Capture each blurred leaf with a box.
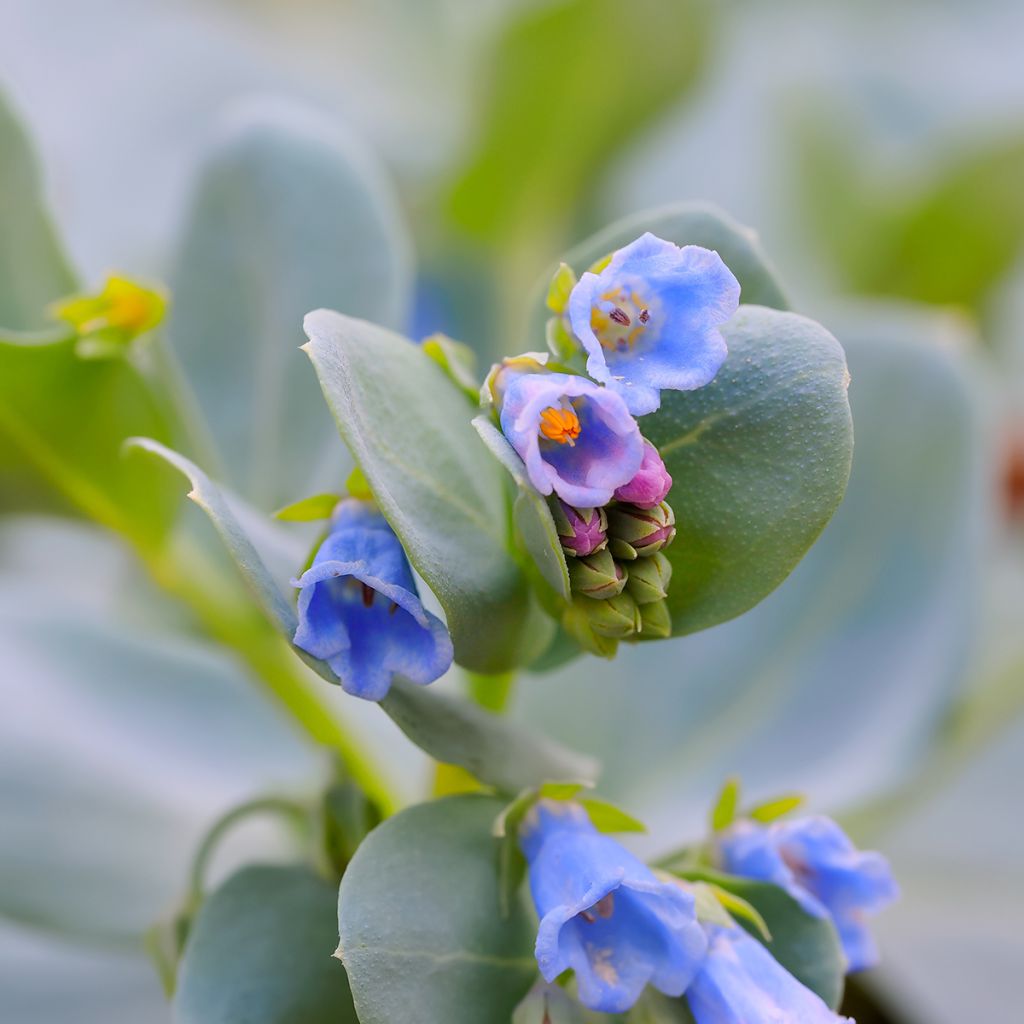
[795,112,1024,312]
[423,333,480,401]
[448,0,712,247]
[645,305,853,636]
[748,793,805,824]
[515,306,986,852]
[0,519,318,943]
[174,865,356,1024]
[710,777,740,832]
[680,871,845,1008]
[380,679,598,795]
[169,99,412,509]
[579,797,646,834]
[473,414,571,602]
[0,90,76,329]
[627,989,695,1023]
[303,309,541,672]
[0,329,179,543]
[272,493,340,522]
[337,795,536,1024]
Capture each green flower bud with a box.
[580,591,641,639]
[607,501,676,559]
[623,551,672,604]
[568,548,627,599]
[562,600,620,659]
[639,598,672,638]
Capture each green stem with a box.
[465,670,518,714]
[186,796,310,904]
[143,542,401,816]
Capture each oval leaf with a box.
[170,98,412,510]
[303,308,536,672]
[174,865,356,1024]
[337,795,537,1024]
[644,305,853,635]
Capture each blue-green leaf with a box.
[303,309,540,672]
[337,796,537,1024]
[174,865,356,1024]
[169,98,412,510]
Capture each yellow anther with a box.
[539,406,581,446]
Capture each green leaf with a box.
[0,329,179,543]
[691,872,845,1009]
[579,797,646,834]
[169,99,412,510]
[380,679,598,795]
[627,989,696,1023]
[644,305,853,635]
[690,881,736,930]
[0,89,77,329]
[710,776,741,832]
[303,308,539,671]
[337,795,537,1024]
[473,414,571,602]
[423,333,481,401]
[174,865,356,1024]
[273,492,341,522]
[447,0,711,247]
[701,884,772,943]
[748,793,805,824]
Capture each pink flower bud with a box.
[613,440,672,509]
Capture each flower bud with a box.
[613,440,672,509]
[625,551,672,604]
[561,600,620,659]
[607,502,676,559]
[585,590,641,638]
[638,598,671,639]
[568,548,626,600]
[552,500,607,557]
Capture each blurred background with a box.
[1,0,1021,1021]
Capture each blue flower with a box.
[520,800,707,1014]
[687,925,851,1024]
[291,499,453,701]
[499,371,644,508]
[718,817,898,972]
[567,232,741,415]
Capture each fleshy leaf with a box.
[273,493,341,522]
[174,865,357,1024]
[337,796,537,1024]
[303,308,541,671]
[644,306,853,635]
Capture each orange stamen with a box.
[538,405,581,446]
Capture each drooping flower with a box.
[567,233,741,415]
[520,800,707,1014]
[718,817,898,972]
[614,439,673,508]
[499,371,644,508]
[686,925,851,1024]
[291,499,453,701]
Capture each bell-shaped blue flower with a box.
[687,925,851,1024]
[520,800,707,1014]
[499,371,644,508]
[718,817,898,972]
[291,499,453,701]
[567,232,741,415]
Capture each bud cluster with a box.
[553,440,676,656]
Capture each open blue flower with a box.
[687,925,851,1024]
[499,371,644,508]
[567,232,740,415]
[292,499,453,701]
[719,817,898,972]
[520,800,707,1014]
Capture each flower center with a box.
[539,405,581,446]
[591,286,651,352]
[579,892,616,924]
